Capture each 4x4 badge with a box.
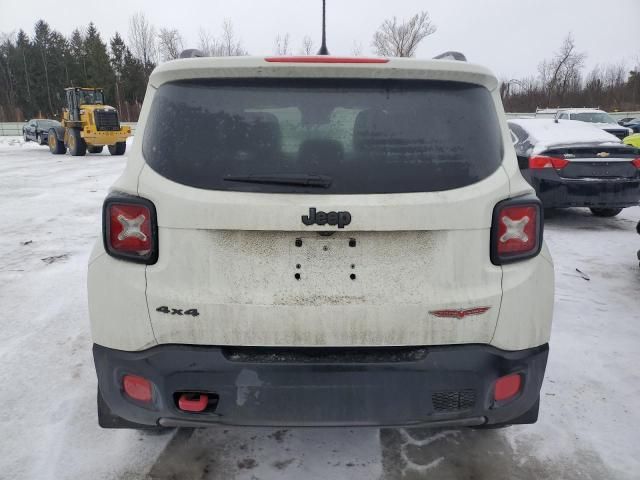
[302,208,351,228]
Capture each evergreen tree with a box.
[84,22,115,102]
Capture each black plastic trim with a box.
[93,342,549,428]
[102,192,159,265]
[490,194,544,265]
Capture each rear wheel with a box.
[108,142,126,156]
[590,207,622,217]
[37,134,47,146]
[87,145,104,154]
[68,128,87,156]
[48,129,66,155]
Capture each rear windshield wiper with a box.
[224,173,332,188]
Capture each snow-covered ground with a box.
[1,136,639,479]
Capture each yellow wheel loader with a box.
[48,87,132,156]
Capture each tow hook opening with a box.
[175,392,219,413]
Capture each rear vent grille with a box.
[94,110,120,131]
[432,390,476,412]
[222,346,428,363]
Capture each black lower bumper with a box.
[533,176,640,208]
[93,343,549,428]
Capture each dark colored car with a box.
[618,117,638,126]
[623,119,640,133]
[22,119,61,145]
[509,118,640,217]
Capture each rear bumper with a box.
[532,176,640,208]
[94,342,549,428]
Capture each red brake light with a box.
[264,56,389,63]
[632,158,640,168]
[494,374,522,402]
[491,199,543,265]
[529,155,569,169]
[123,374,153,403]
[103,196,158,264]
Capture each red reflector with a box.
[178,393,209,412]
[632,158,640,168]
[123,375,152,403]
[494,374,522,402]
[496,205,538,255]
[264,56,389,64]
[529,155,569,169]
[108,203,152,255]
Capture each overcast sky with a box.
[1,0,638,79]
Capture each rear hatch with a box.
[138,74,509,347]
[545,145,639,179]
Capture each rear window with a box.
[143,79,502,194]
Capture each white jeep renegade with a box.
[88,54,554,429]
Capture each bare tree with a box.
[220,19,246,56]
[274,33,290,55]
[299,35,314,55]
[157,28,183,62]
[351,41,363,56]
[538,33,586,105]
[129,12,157,69]
[198,28,220,56]
[198,20,247,57]
[372,11,436,57]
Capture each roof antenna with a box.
[317,0,330,55]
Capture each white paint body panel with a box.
[87,56,554,351]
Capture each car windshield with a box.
[143,78,503,194]
[571,112,617,124]
[38,120,60,127]
[79,90,104,105]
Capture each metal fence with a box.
[0,122,137,136]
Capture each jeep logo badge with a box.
[302,208,351,228]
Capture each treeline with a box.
[501,34,640,112]
[1,17,638,122]
[0,14,250,122]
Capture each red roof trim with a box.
[264,56,389,64]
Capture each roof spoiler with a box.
[179,49,205,59]
[433,51,466,61]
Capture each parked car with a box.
[618,117,639,127]
[622,118,640,133]
[22,118,61,145]
[89,54,554,431]
[554,108,631,140]
[508,118,640,217]
[624,133,640,148]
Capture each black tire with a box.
[108,142,126,156]
[23,131,29,142]
[37,133,47,146]
[87,145,104,154]
[48,129,66,155]
[68,128,86,156]
[543,208,556,219]
[590,207,623,218]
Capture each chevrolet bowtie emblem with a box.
[596,152,610,158]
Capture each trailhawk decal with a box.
[302,208,351,228]
[429,307,491,319]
